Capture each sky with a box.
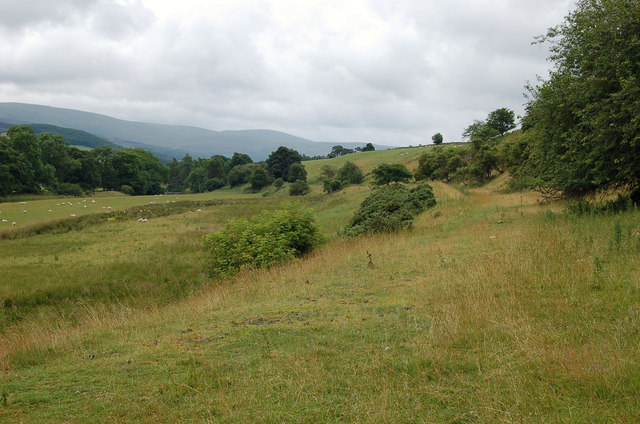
[0,0,576,146]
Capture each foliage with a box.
[274,178,284,189]
[361,142,376,152]
[185,167,208,193]
[344,183,436,237]
[227,163,260,187]
[323,179,345,193]
[317,165,338,182]
[414,146,469,182]
[249,167,274,191]
[289,180,310,196]
[205,178,226,191]
[336,161,364,184]
[432,133,443,145]
[486,108,516,136]
[266,146,302,181]
[371,163,412,186]
[57,182,83,197]
[120,184,134,195]
[227,152,253,170]
[287,162,307,182]
[203,202,321,277]
[328,145,354,158]
[521,0,640,199]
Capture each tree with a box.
[328,145,355,158]
[522,0,640,199]
[266,146,302,180]
[227,152,253,170]
[432,133,443,145]
[205,156,227,179]
[227,163,259,187]
[336,161,364,184]
[371,163,413,186]
[361,143,375,152]
[318,165,338,182]
[287,162,307,182]
[486,108,516,136]
[186,167,207,193]
[249,167,273,191]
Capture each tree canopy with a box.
[521,0,640,198]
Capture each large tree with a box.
[266,146,302,181]
[522,0,640,199]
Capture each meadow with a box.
[1,147,639,423]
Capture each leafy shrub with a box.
[274,178,284,189]
[344,183,436,237]
[289,180,310,196]
[120,185,135,195]
[205,178,226,191]
[323,179,344,193]
[57,183,83,197]
[203,202,321,277]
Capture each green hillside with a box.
[1,148,638,422]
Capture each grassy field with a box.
[1,149,640,423]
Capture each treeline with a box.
[0,125,318,197]
[0,126,167,197]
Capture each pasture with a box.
[1,148,639,423]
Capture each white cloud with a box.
[0,0,576,145]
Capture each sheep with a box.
[70,214,76,217]
[1,219,7,222]
[12,222,16,226]
[23,209,27,214]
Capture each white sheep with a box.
[23,209,27,214]
[70,214,76,217]
[12,222,16,226]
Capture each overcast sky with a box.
[0,0,575,146]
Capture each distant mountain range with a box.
[0,102,388,161]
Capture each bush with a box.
[344,183,436,237]
[274,178,284,189]
[337,161,364,184]
[289,180,310,196]
[120,185,134,195]
[206,178,226,191]
[57,183,83,197]
[323,179,344,193]
[203,202,321,277]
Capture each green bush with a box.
[323,179,344,193]
[57,183,83,197]
[344,183,436,237]
[203,202,321,277]
[289,180,310,196]
[120,185,135,195]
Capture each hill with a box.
[0,102,389,160]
